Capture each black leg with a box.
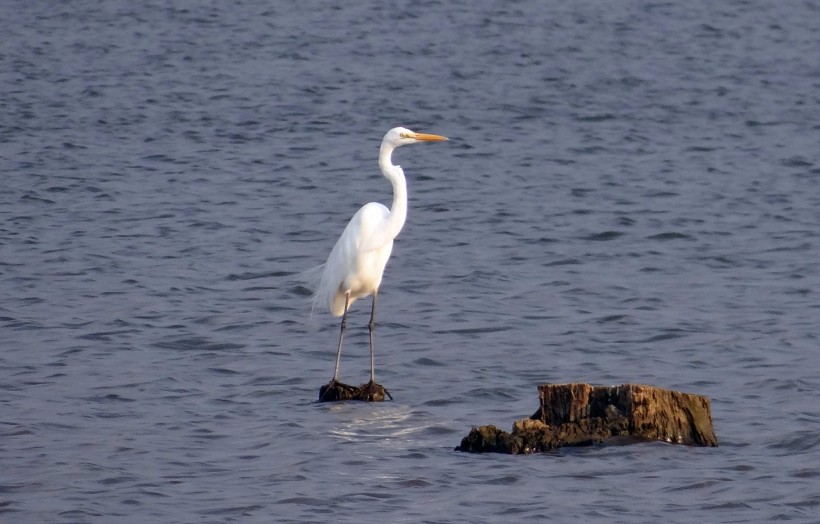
[332,292,350,381]
[368,290,377,383]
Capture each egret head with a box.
[384,127,448,148]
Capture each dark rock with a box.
[319,380,392,402]
[455,425,511,453]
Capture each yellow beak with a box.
[412,132,448,142]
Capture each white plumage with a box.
[310,127,448,385]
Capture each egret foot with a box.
[319,380,358,402]
[357,380,393,402]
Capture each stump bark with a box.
[456,383,717,454]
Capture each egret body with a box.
[312,127,448,391]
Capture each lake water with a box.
[2,1,820,522]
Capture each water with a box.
[2,0,819,522]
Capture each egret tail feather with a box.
[296,263,327,317]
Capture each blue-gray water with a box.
[2,1,820,522]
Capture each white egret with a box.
[311,127,448,396]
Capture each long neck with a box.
[376,141,407,241]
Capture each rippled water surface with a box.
[3,1,820,522]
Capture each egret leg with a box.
[368,291,378,383]
[332,292,350,381]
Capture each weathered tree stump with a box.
[319,380,392,402]
[456,383,717,454]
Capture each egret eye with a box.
[400,132,411,139]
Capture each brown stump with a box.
[319,380,392,402]
[456,383,717,454]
